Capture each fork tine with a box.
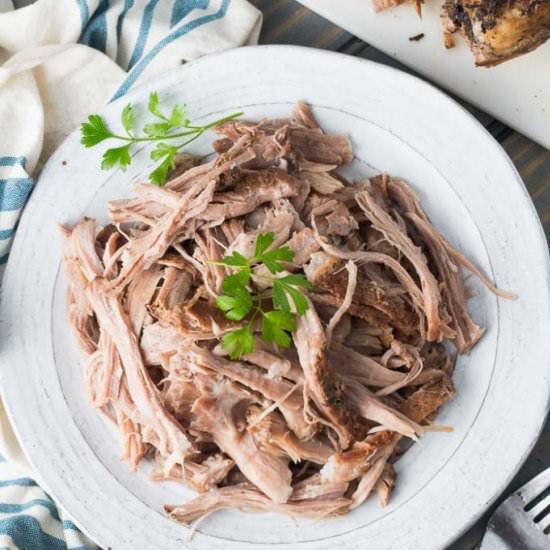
[526,493,550,520]
[536,512,550,534]
[517,467,550,504]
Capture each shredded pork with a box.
[62,102,509,529]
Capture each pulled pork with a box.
[62,102,509,529]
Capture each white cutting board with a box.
[296,0,550,149]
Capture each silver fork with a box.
[480,467,550,549]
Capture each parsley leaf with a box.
[148,143,179,186]
[254,232,275,257]
[273,281,308,314]
[213,233,314,357]
[216,268,253,321]
[272,274,313,314]
[223,270,251,290]
[149,157,173,186]
[271,282,290,312]
[121,104,135,136]
[143,122,172,138]
[219,251,249,268]
[257,246,295,274]
[150,142,178,162]
[216,288,253,321]
[101,145,131,171]
[80,90,243,186]
[148,91,163,119]
[222,326,254,360]
[80,115,113,147]
[262,310,296,348]
[277,273,313,289]
[169,104,189,128]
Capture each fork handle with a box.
[480,516,548,550]
[479,529,515,550]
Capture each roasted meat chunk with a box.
[442,0,550,66]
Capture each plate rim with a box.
[2,44,550,550]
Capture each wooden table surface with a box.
[250,1,550,548]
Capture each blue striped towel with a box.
[0,453,98,549]
[0,1,261,547]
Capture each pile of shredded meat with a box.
[62,102,510,528]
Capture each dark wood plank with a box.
[250,0,353,50]
[501,133,550,238]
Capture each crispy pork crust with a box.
[442,0,550,66]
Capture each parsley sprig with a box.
[80,91,242,186]
[213,232,313,359]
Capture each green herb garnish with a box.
[213,232,313,359]
[80,91,242,186]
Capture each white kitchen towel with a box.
[0,0,261,268]
[0,1,261,548]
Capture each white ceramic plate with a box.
[1,45,550,550]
